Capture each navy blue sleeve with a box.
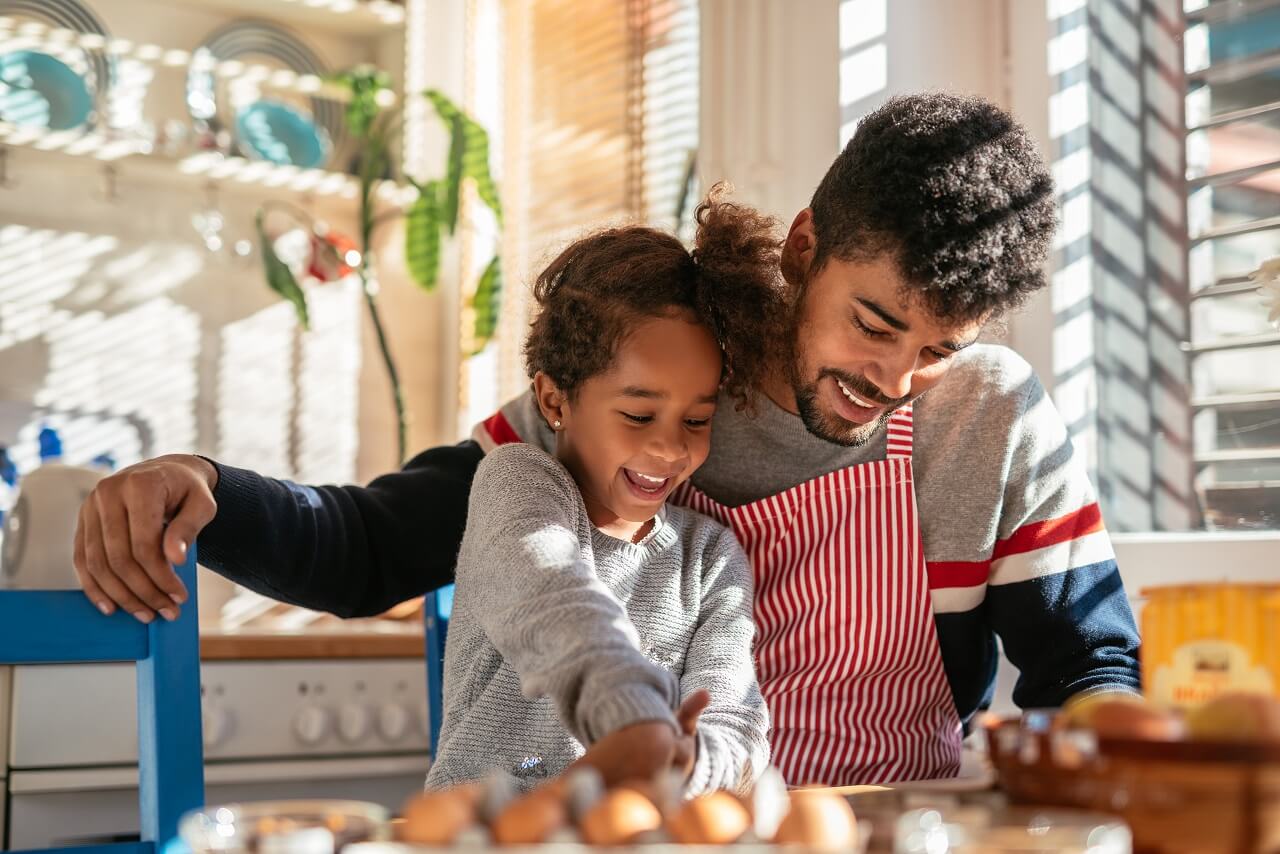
[987,560,1142,709]
[197,441,484,618]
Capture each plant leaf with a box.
[422,91,463,232]
[405,179,442,291]
[470,253,502,352]
[460,117,501,223]
[328,66,391,140]
[424,89,502,228]
[255,210,309,330]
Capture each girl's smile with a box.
[534,311,723,543]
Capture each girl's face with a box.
[535,311,722,540]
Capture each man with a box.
[74,93,1140,786]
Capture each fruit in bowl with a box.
[1059,693,1186,741]
[1186,691,1280,744]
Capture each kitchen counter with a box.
[199,621,425,660]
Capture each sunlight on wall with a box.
[295,277,360,485]
[837,0,888,145]
[36,297,201,456]
[217,298,296,477]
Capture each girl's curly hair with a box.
[524,183,785,410]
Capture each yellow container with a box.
[1142,583,1280,709]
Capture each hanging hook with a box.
[98,162,119,203]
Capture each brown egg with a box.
[1188,691,1280,744]
[772,790,858,851]
[491,786,567,845]
[400,785,480,845]
[1089,699,1186,741]
[579,788,663,846]
[666,791,751,845]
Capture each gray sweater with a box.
[425,442,769,794]
[485,345,1139,726]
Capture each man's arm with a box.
[75,441,483,621]
[200,441,483,617]
[680,525,771,795]
[985,385,1141,708]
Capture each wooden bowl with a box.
[986,717,1280,853]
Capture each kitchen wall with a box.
[0,0,465,500]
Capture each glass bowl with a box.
[179,800,390,854]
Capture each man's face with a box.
[780,226,985,447]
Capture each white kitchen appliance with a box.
[3,659,430,850]
[0,463,102,590]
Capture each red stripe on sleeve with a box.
[991,503,1105,560]
[481,411,523,446]
[926,560,991,589]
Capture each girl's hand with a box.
[673,689,710,778]
[570,689,712,786]
[571,720,677,786]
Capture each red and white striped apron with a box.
[673,405,963,786]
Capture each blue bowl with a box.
[234,99,330,169]
[0,50,93,131]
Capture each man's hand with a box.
[73,454,219,623]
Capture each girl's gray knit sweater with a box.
[425,442,769,794]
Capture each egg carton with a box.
[390,768,871,853]
[349,836,871,854]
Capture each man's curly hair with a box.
[524,184,785,410]
[809,92,1057,322]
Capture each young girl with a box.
[426,186,785,795]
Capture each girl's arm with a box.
[457,442,681,744]
[679,523,771,794]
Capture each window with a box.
[1040,0,1280,532]
[459,0,700,433]
[1184,0,1280,530]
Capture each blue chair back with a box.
[0,549,203,854]
[422,584,451,755]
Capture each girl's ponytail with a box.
[691,183,787,411]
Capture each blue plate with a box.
[0,50,93,130]
[234,99,330,169]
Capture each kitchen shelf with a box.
[0,122,420,208]
[1185,0,1280,26]
[1182,330,1280,354]
[170,0,405,36]
[1191,275,1259,300]
[1192,391,1280,409]
[1194,447,1280,465]
[0,16,399,107]
[1189,212,1280,244]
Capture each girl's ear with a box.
[532,371,568,430]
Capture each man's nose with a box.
[867,357,915,401]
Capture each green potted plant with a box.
[255,66,502,465]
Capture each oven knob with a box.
[293,706,331,745]
[338,703,371,742]
[202,706,235,749]
[377,703,410,741]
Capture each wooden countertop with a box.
[199,623,425,660]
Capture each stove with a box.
[3,658,431,850]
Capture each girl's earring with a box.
[553,420,562,430]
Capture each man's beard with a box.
[791,367,903,447]
[784,324,909,447]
